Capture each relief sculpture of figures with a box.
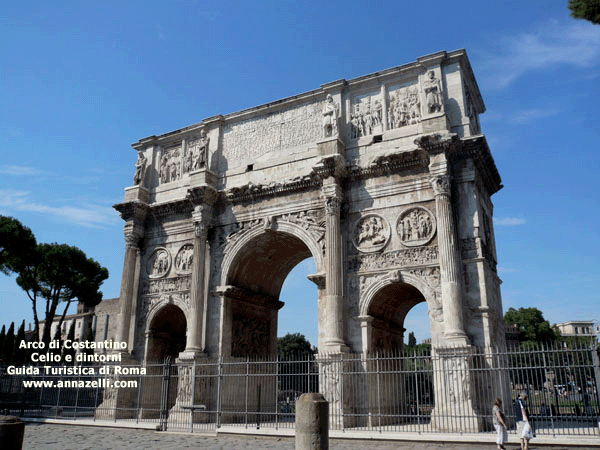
[133,151,147,186]
[353,214,390,253]
[160,147,182,184]
[174,244,194,273]
[193,129,209,170]
[350,95,383,139]
[397,207,436,247]
[322,94,339,138]
[423,70,443,114]
[147,248,171,278]
[387,86,420,131]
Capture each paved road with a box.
[21,423,594,449]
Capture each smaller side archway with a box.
[357,270,442,354]
[145,303,187,362]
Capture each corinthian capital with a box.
[324,196,342,215]
[430,175,451,196]
[322,183,343,215]
[123,223,144,248]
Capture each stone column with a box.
[115,220,145,353]
[321,182,348,353]
[430,175,468,345]
[181,207,210,358]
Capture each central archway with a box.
[219,224,324,357]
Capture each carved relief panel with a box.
[174,244,194,274]
[397,207,436,247]
[350,90,384,139]
[184,131,209,173]
[352,214,390,253]
[387,81,421,130]
[159,144,182,184]
[147,247,171,279]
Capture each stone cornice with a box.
[113,201,150,223]
[452,135,503,196]
[215,285,284,310]
[348,148,429,180]
[150,199,194,219]
[187,185,218,207]
[224,173,321,204]
[414,132,459,154]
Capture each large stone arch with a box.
[113,52,507,431]
[219,218,325,286]
[217,220,324,356]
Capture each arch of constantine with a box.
[111,49,506,431]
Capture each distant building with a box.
[504,323,520,349]
[556,321,596,339]
[34,298,120,349]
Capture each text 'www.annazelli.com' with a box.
[22,379,138,389]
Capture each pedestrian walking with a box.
[493,397,508,450]
[515,392,532,450]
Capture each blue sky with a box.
[1,1,599,347]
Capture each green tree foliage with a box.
[16,243,108,347]
[0,216,37,275]
[407,331,417,348]
[277,333,316,358]
[2,322,15,364]
[12,320,26,366]
[504,307,558,345]
[1,217,109,347]
[569,0,600,25]
[277,333,318,394]
[0,325,5,358]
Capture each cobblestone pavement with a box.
[21,423,593,450]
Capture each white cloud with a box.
[498,266,518,274]
[480,20,600,89]
[511,108,560,123]
[0,189,119,229]
[494,217,526,226]
[0,165,49,176]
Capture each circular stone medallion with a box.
[147,247,171,279]
[174,244,194,274]
[396,207,436,247]
[352,214,390,253]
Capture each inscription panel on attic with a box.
[221,100,323,163]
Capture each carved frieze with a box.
[387,82,421,130]
[225,173,319,203]
[232,316,270,357]
[221,100,322,162]
[174,244,194,274]
[159,145,182,184]
[147,248,171,279]
[140,275,191,295]
[352,214,390,253]
[397,207,436,247]
[348,245,439,272]
[350,91,384,139]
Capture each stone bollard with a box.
[295,393,329,450]
[0,416,25,450]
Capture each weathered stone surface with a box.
[112,50,505,431]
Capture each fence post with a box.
[295,393,329,450]
[591,344,600,426]
[216,356,223,428]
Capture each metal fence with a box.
[1,344,599,436]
